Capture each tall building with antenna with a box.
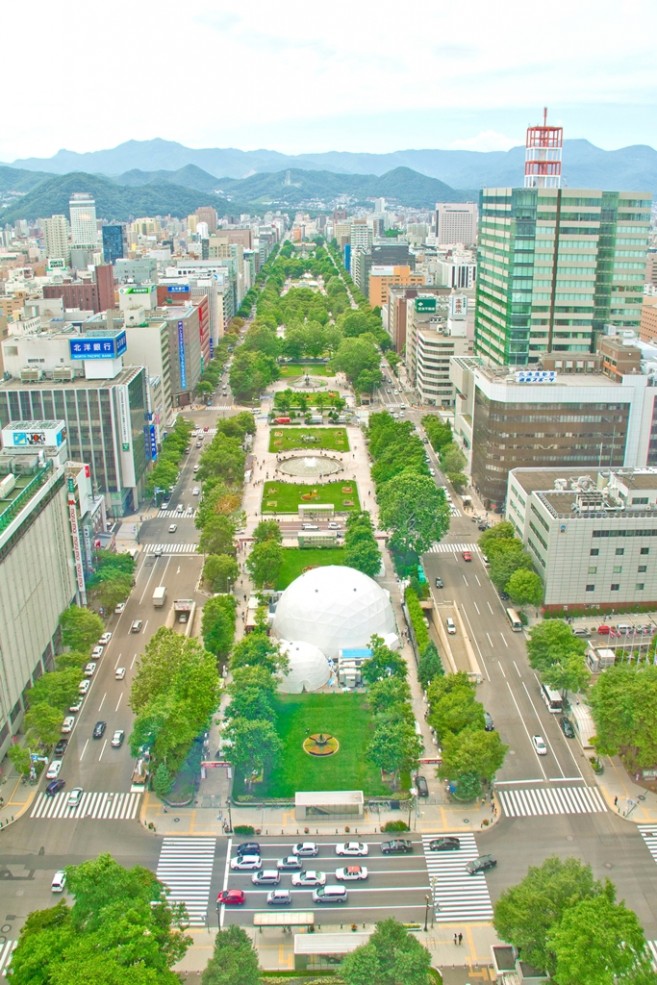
[474,112,651,366]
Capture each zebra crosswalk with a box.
[639,825,657,864]
[144,543,199,555]
[30,790,141,821]
[498,784,607,818]
[422,833,493,923]
[158,509,198,519]
[425,542,479,555]
[0,940,16,980]
[156,836,216,926]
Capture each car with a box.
[111,729,125,748]
[428,837,461,852]
[236,841,261,856]
[83,662,97,678]
[51,870,67,893]
[92,721,106,739]
[69,697,83,713]
[98,632,112,646]
[335,842,368,857]
[466,854,497,875]
[154,548,163,557]
[168,524,177,533]
[216,889,245,906]
[115,667,126,680]
[277,856,303,871]
[499,590,510,601]
[328,521,340,530]
[78,680,90,695]
[435,577,444,588]
[483,711,495,732]
[193,465,200,474]
[266,889,292,906]
[291,870,327,887]
[193,486,200,496]
[414,774,429,798]
[532,734,548,756]
[46,779,65,797]
[61,716,75,733]
[251,870,280,886]
[203,426,209,432]
[130,620,143,633]
[230,854,261,871]
[573,627,591,638]
[381,839,413,855]
[335,865,368,881]
[462,550,473,561]
[597,624,612,635]
[91,646,104,660]
[67,787,83,808]
[560,717,576,738]
[481,553,489,565]
[114,602,126,614]
[53,739,68,758]
[292,842,319,857]
[46,760,63,780]
[478,523,489,531]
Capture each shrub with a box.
[233,824,255,835]
[382,819,410,832]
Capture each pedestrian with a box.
[458,933,463,946]
[614,795,619,807]
[454,933,458,946]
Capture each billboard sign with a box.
[178,320,187,389]
[515,371,557,384]
[69,331,127,360]
[415,297,437,313]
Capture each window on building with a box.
[612,566,623,574]
[640,547,650,555]
[590,548,599,556]
[610,584,620,592]
[636,583,645,591]
[615,548,625,556]
[588,566,598,574]
[638,565,648,573]
[586,584,595,592]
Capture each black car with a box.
[53,739,68,758]
[560,716,576,738]
[92,721,106,739]
[45,779,65,797]
[237,842,261,856]
[435,577,444,589]
[381,839,413,854]
[466,854,497,875]
[484,711,495,732]
[414,775,429,798]
[428,837,461,852]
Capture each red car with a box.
[462,550,473,562]
[597,625,611,635]
[216,889,245,906]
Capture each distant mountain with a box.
[0,164,50,196]
[117,164,222,193]
[7,137,657,193]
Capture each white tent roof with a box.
[278,640,331,693]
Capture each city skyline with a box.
[3,0,657,164]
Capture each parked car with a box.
[111,729,125,748]
[573,627,591,638]
[67,787,83,808]
[69,698,83,713]
[78,680,90,695]
[216,889,245,906]
[98,633,112,646]
[292,842,319,857]
[277,856,303,871]
[484,711,495,732]
[92,721,106,739]
[114,602,126,614]
[45,779,65,797]
[466,854,497,875]
[560,717,576,739]
[597,624,612,635]
[335,842,368,857]
[335,865,368,880]
[291,870,326,887]
[230,855,261,871]
[532,734,548,755]
[414,775,429,797]
[51,870,67,892]
[428,837,461,852]
[53,739,68,758]
[46,760,63,780]
[61,716,75,733]
[381,839,413,854]
[91,646,104,660]
[83,662,97,678]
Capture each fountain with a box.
[278,454,342,478]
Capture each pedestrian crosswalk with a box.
[158,509,198,519]
[30,790,141,820]
[0,940,16,980]
[156,837,216,926]
[144,543,200,555]
[639,825,657,864]
[422,833,493,923]
[647,939,657,970]
[425,542,479,555]
[497,784,607,818]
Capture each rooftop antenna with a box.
[524,107,563,188]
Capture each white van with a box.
[302,523,319,530]
[446,617,456,635]
[313,885,348,904]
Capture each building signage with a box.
[8,426,63,447]
[117,386,131,452]
[449,295,467,318]
[121,286,151,295]
[209,336,214,358]
[415,297,437,313]
[178,320,187,390]
[149,423,158,460]
[69,331,127,360]
[167,284,189,294]
[69,503,86,596]
[515,371,557,384]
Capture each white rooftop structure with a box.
[278,640,331,693]
[272,565,396,659]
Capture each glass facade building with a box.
[102,224,125,265]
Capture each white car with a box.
[168,524,178,533]
[69,697,83,713]
[335,865,368,881]
[111,729,125,748]
[115,667,126,680]
[83,662,97,678]
[51,870,67,893]
[67,787,83,808]
[78,679,90,695]
[46,760,63,780]
[99,633,112,646]
[91,646,104,660]
[532,734,548,756]
[61,716,75,733]
[230,854,262,871]
[291,870,326,887]
[292,842,319,857]
[114,602,126,614]
[335,842,369,857]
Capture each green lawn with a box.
[262,480,361,514]
[279,363,332,378]
[269,427,349,453]
[254,693,389,798]
[277,547,347,589]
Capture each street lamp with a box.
[423,894,430,932]
[225,797,233,833]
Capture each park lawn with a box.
[277,547,347,589]
[262,480,361,514]
[279,363,332,377]
[268,427,349,453]
[264,692,389,798]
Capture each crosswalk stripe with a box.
[498,785,607,818]
[638,826,657,865]
[156,837,216,926]
[30,790,141,820]
[0,940,16,980]
[143,543,199,555]
[425,542,479,554]
[421,833,493,922]
[157,509,199,518]
[647,940,657,970]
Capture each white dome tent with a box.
[272,565,397,659]
[278,640,331,693]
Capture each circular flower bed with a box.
[303,733,340,758]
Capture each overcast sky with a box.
[4,0,657,163]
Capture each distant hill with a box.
[117,163,221,193]
[7,137,657,193]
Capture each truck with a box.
[152,585,167,607]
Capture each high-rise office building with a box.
[102,224,125,265]
[434,203,478,245]
[43,215,70,261]
[69,193,98,246]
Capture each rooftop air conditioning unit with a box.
[20,368,42,382]
[53,367,74,381]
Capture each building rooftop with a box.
[0,365,143,391]
[510,467,657,519]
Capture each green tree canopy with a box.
[199,515,237,557]
[59,606,104,653]
[201,925,262,985]
[526,620,587,675]
[246,540,283,589]
[378,473,450,556]
[507,568,544,607]
[252,519,282,545]
[589,664,657,769]
[230,632,287,676]
[438,728,508,786]
[202,554,239,593]
[224,718,282,779]
[361,636,408,685]
[341,919,431,985]
[202,595,237,662]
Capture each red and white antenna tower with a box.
[524,107,563,188]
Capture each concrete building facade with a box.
[434,203,478,245]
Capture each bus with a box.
[540,682,564,714]
[506,607,523,632]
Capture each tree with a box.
[541,653,590,697]
[368,720,422,777]
[59,606,104,653]
[29,668,81,713]
[341,919,431,985]
[331,335,380,386]
[24,703,64,749]
[488,541,535,593]
[7,745,31,777]
[153,763,174,797]
[224,684,276,725]
[526,620,587,675]
[202,553,239,593]
[344,537,382,577]
[493,856,603,974]
[224,718,282,778]
[418,643,444,688]
[479,521,516,549]
[547,892,655,985]
[367,676,411,714]
[202,595,237,662]
[252,519,282,545]
[361,636,407,684]
[199,515,237,557]
[246,540,283,589]
[507,568,543,607]
[439,442,466,475]
[438,729,508,789]
[589,664,657,769]
[202,925,261,985]
[230,632,287,675]
[378,474,450,556]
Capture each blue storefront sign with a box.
[178,321,187,389]
[69,331,127,360]
[168,284,189,294]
